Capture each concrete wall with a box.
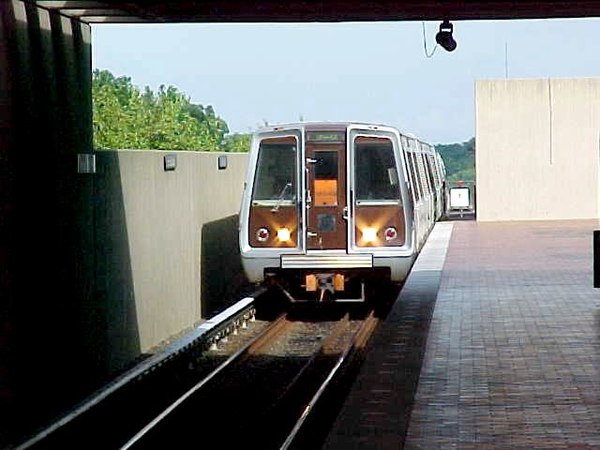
[94,150,249,365]
[475,78,600,221]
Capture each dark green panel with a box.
[0,2,96,446]
[1,2,41,445]
[0,3,18,448]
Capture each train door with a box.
[415,143,433,230]
[400,136,420,244]
[429,149,444,219]
[304,130,347,250]
[424,148,441,220]
[408,139,427,248]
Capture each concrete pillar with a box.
[0,2,95,444]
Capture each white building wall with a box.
[475,78,600,221]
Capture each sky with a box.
[91,18,600,144]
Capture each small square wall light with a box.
[164,154,177,171]
[218,155,228,170]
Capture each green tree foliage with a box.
[92,69,231,151]
[223,133,252,152]
[183,103,230,150]
[435,137,475,182]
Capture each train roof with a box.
[255,121,383,131]
[253,121,431,144]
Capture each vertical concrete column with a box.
[0,2,95,445]
[0,3,17,446]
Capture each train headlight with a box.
[277,227,291,242]
[361,227,377,243]
[384,227,398,241]
[256,227,270,242]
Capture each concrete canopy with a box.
[25,0,600,23]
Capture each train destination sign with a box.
[306,131,345,143]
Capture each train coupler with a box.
[305,273,346,301]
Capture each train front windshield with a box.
[252,141,297,203]
[355,141,401,202]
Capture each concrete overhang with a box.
[24,0,600,23]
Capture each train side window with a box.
[409,149,423,201]
[407,140,422,201]
[425,153,436,191]
[430,152,441,188]
[428,146,440,189]
[355,139,401,202]
[433,154,442,188]
[415,147,430,196]
[252,140,297,203]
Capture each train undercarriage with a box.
[264,267,392,302]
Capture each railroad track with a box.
[14,290,275,450]
[121,305,380,449]
[15,287,393,450]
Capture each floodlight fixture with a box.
[435,20,457,52]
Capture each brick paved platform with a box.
[324,220,600,449]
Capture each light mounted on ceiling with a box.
[435,20,457,52]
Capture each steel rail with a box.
[280,310,378,449]
[16,289,265,450]
[120,313,290,449]
[262,312,352,414]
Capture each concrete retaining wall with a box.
[94,150,249,363]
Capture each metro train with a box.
[239,122,446,302]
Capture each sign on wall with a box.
[449,187,471,209]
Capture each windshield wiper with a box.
[271,182,292,212]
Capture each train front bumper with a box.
[241,251,415,284]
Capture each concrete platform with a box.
[324,220,600,449]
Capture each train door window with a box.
[355,137,401,202]
[252,138,297,204]
[314,151,338,206]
